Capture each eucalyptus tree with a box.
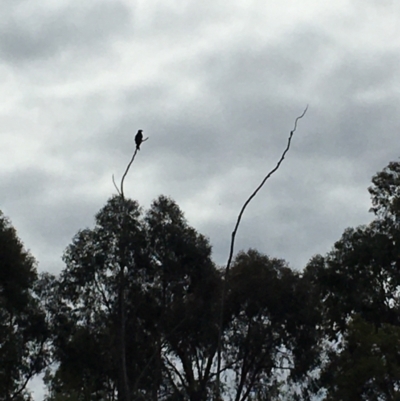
[44,195,221,401]
[304,161,400,400]
[0,211,49,401]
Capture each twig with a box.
[112,174,121,196]
[215,105,308,398]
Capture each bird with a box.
[135,130,143,150]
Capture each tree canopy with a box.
[0,211,49,401]
[39,195,319,401]
[304,160,400,400]
[4,160,400,400]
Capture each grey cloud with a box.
[1,167,50,206]
[0,165,114,274]
[2,0,399,276]
[0,1,131,64]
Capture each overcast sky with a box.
[1,0,400,398]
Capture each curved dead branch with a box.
[215,105,308,398]
[120,149,138,199]
[226,106,308,274]
[112,136,149,198]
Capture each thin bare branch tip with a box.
[292,105,309,133]
[112,174,121,195]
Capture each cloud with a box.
[1,0,399,279]
[0,1,132,64]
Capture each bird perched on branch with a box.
[135,130,143,150]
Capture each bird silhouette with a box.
[135,130,143,150]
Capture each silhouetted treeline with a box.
[3,161,400,401]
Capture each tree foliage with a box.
[0,211,49,401]
[43,195,222,401]
[9,156,400,401]
[304,160,400,400]
[224,250,321,401]
[41,195,319,401]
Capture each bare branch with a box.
[112,174,121,196]
[10,338,47,401]
[163,365,184,398]
[112,135,149,198]
[226,105,308,275]
[215,106,308,398]
[164,356,187,389]
[120,148,138,199]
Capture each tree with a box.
[45,192,324,401]
[0,211,49,401]
[223,249,321,401]
[44,195,152,401]
[304,160,400,400]
[322,316,400,401]
[44,195,222,401]
[144,195,221,401]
